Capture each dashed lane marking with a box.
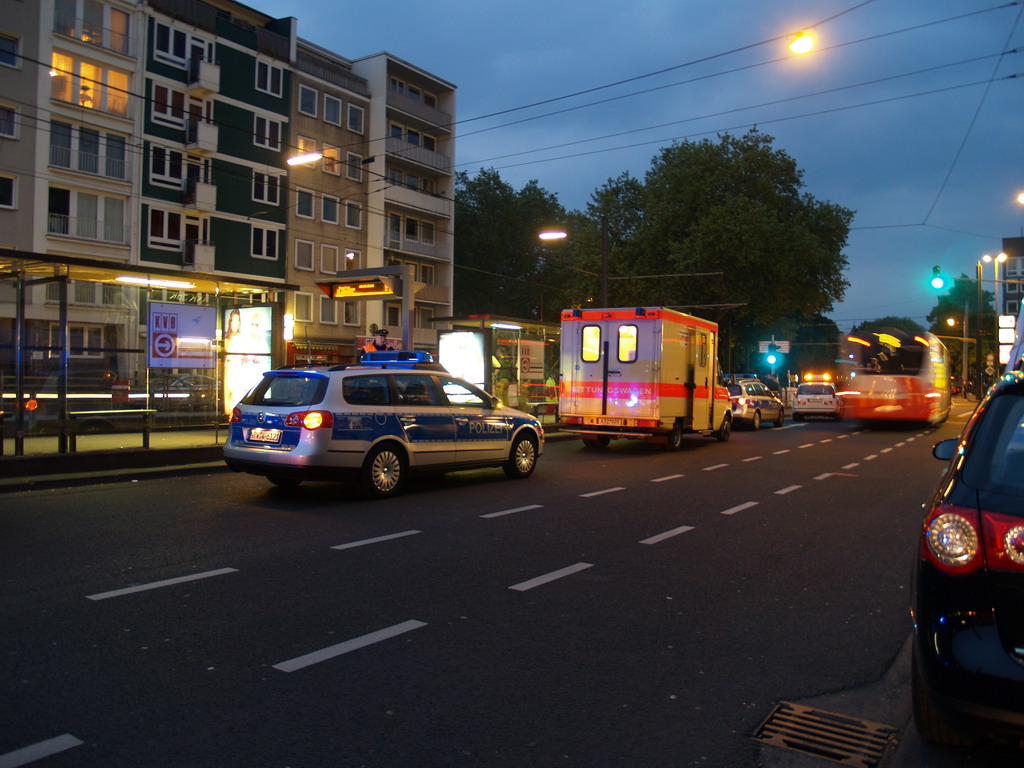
[775,485,802,495]
[640,525,696,545]
[331,531,422,550]
[86,567,239,601]
[580,487,625,498]
[721,501,759,516]
[509,563,594,591]
[651,474,684,482]
[481,505,542,519]
[273,620,427,673]
[703,463,728,471]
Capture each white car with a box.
[224,351,544,497]
[792,382,843,421]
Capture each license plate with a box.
[585,417,625,426]
[249,427,282,443]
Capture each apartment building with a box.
[0,0,456,452]
[286,39,371,365]
[353,53,456,350]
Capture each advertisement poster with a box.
[148,302,216,369]
[223,306,272,412]
[438,330,486,389]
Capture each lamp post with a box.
[539,214,610,306]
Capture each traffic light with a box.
[766,342,779,366]
[930,265,946,290]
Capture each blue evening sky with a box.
[271,0,1024,330]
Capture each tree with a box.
[454,169,568,320]
[598,130,851,339]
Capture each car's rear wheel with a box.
[503,433,538,479]
[361,443,406,498]
[911,654,978,747]
[774,408,785,428]
[750,411,761,430]
[663,421,684,451]
[582,436,611,449]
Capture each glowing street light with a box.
[788,30,815,55]
[286,151,323,166]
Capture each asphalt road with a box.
[2,404,1022,767]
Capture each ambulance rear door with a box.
[563,317,657,420]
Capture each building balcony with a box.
[183,239,216,271]
[186,55,220,96]
[385,137,450,172]
[386,90,452,133]
[387,235,437,260]
[53,11,134,57]
[183,177,216,213]
[186,119,217,154]
[415,283,450,305]
[49,145,131,182]
[385,184,452,219]
[47,214,129,246]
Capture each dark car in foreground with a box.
[912,371,1024,746]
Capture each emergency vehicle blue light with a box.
[361,350,435,364]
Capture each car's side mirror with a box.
[933,438,958,461]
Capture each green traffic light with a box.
[930,265,945,290]
[766,353,778,365]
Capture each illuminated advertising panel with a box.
[224,306,272,412]
[148,303,216,369]
[439,331,487,389]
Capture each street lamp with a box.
[538,215,610,306]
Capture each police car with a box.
[224,351,543,498]
[726,378,785,430]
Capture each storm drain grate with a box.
[753,701,898,767]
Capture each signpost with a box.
[316,265,424,350]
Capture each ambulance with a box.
[557,307,732,449]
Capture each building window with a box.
[49,188,126,243]
[404,218,418,241]
[347,104,364,134]
[343,302,359,326]
[0,105,15,138]
[252,171,280,205]
[294,292,313,322]
[296,135,316,155]
[421,221,435,245]
[346,201,361,229]
[420,263,435,284]
[150,146,184,187]
[50,122,128,180]
[324,94,341,126]
[255,60,283,97]
[319,295,337,324]
[298,85,317,117]
[51,51,129,117]
[295,239,313,271]
[415,307,434,329]
[251,225,279,259]
[296,189,314,219]
[0,33,18,68]
[152,84,186,127]
[55,0,132,56]
[322,194,339,224]
[343,248,360,269]
[322,145,340,175]
[321,244,338,273]
[254,116,281,150]
[386,304,400,326]
[345,152,363,181]
[0,175,15,208]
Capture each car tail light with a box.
[982,512,1024,572]
[736,397,747,405]
[230,407,242,423]
[922,503,983,575]
[285,410,334,430]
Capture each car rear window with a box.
[243,373,327,407]
[727,385,742,396]
[798,384,833,396]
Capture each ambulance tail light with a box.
[562,416,583,424]
[637,419,659,428]
[285,410,334,430]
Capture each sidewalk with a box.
[0,428,229,494]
